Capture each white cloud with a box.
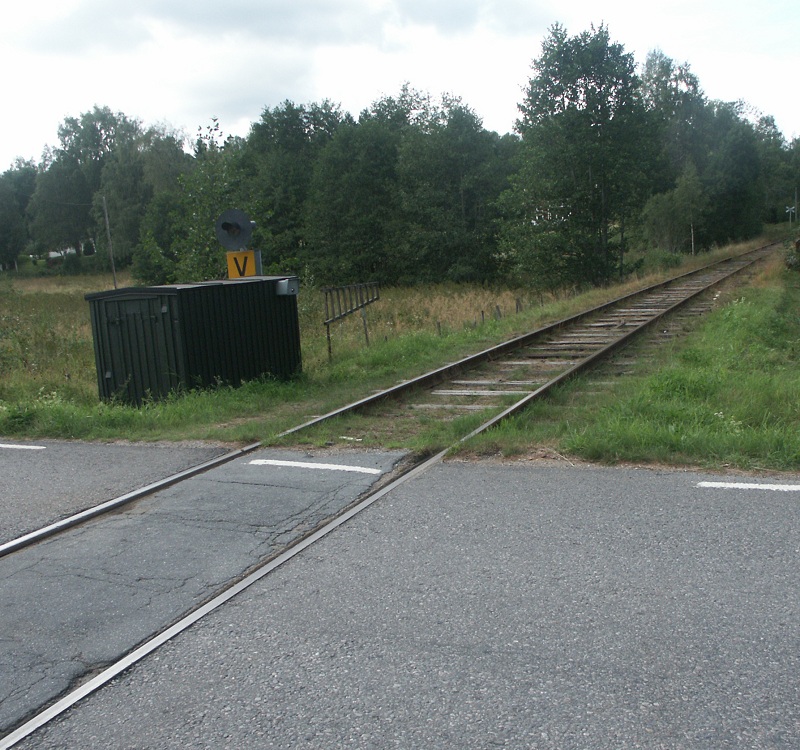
[1,0,798,169]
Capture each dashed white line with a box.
[698,481,800,492]
[0,443,46,451]
[249,459,382,475]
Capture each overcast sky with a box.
[2,0,798,171]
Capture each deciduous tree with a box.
[0,161,36,269]
[502,24,650,288]
[640,162,706,254]
[241,100,349,270]
[27,155,92,255]
[397,98,517,282]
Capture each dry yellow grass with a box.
[8,271,131,295]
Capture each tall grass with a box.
[0,284,98,405]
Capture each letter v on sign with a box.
[226,250,256,278]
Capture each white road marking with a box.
[698,481,800,492]
[249,459,381,475]
[0,443,46,451]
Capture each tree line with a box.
[1,24,798,292]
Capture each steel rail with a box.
[0,441,261,559]
[0,447,447,750]
[457,247,766,442]
[0,242,776,748]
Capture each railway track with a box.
[0,243,775,563]
[0,243,778,748]
[279,242,775,444]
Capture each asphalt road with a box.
[11,459,800,749]
[0,439,231,545]
[0,445,407,739]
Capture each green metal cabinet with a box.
[86,277,301,405]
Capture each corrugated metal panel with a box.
[86,278,301,405]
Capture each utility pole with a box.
[101,195,118,289]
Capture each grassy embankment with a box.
[463,253,800,472]
[1,233,798,472]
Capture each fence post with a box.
[325,291,333,362]
[361,307,370,346]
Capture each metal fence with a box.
[322,282,380,360]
